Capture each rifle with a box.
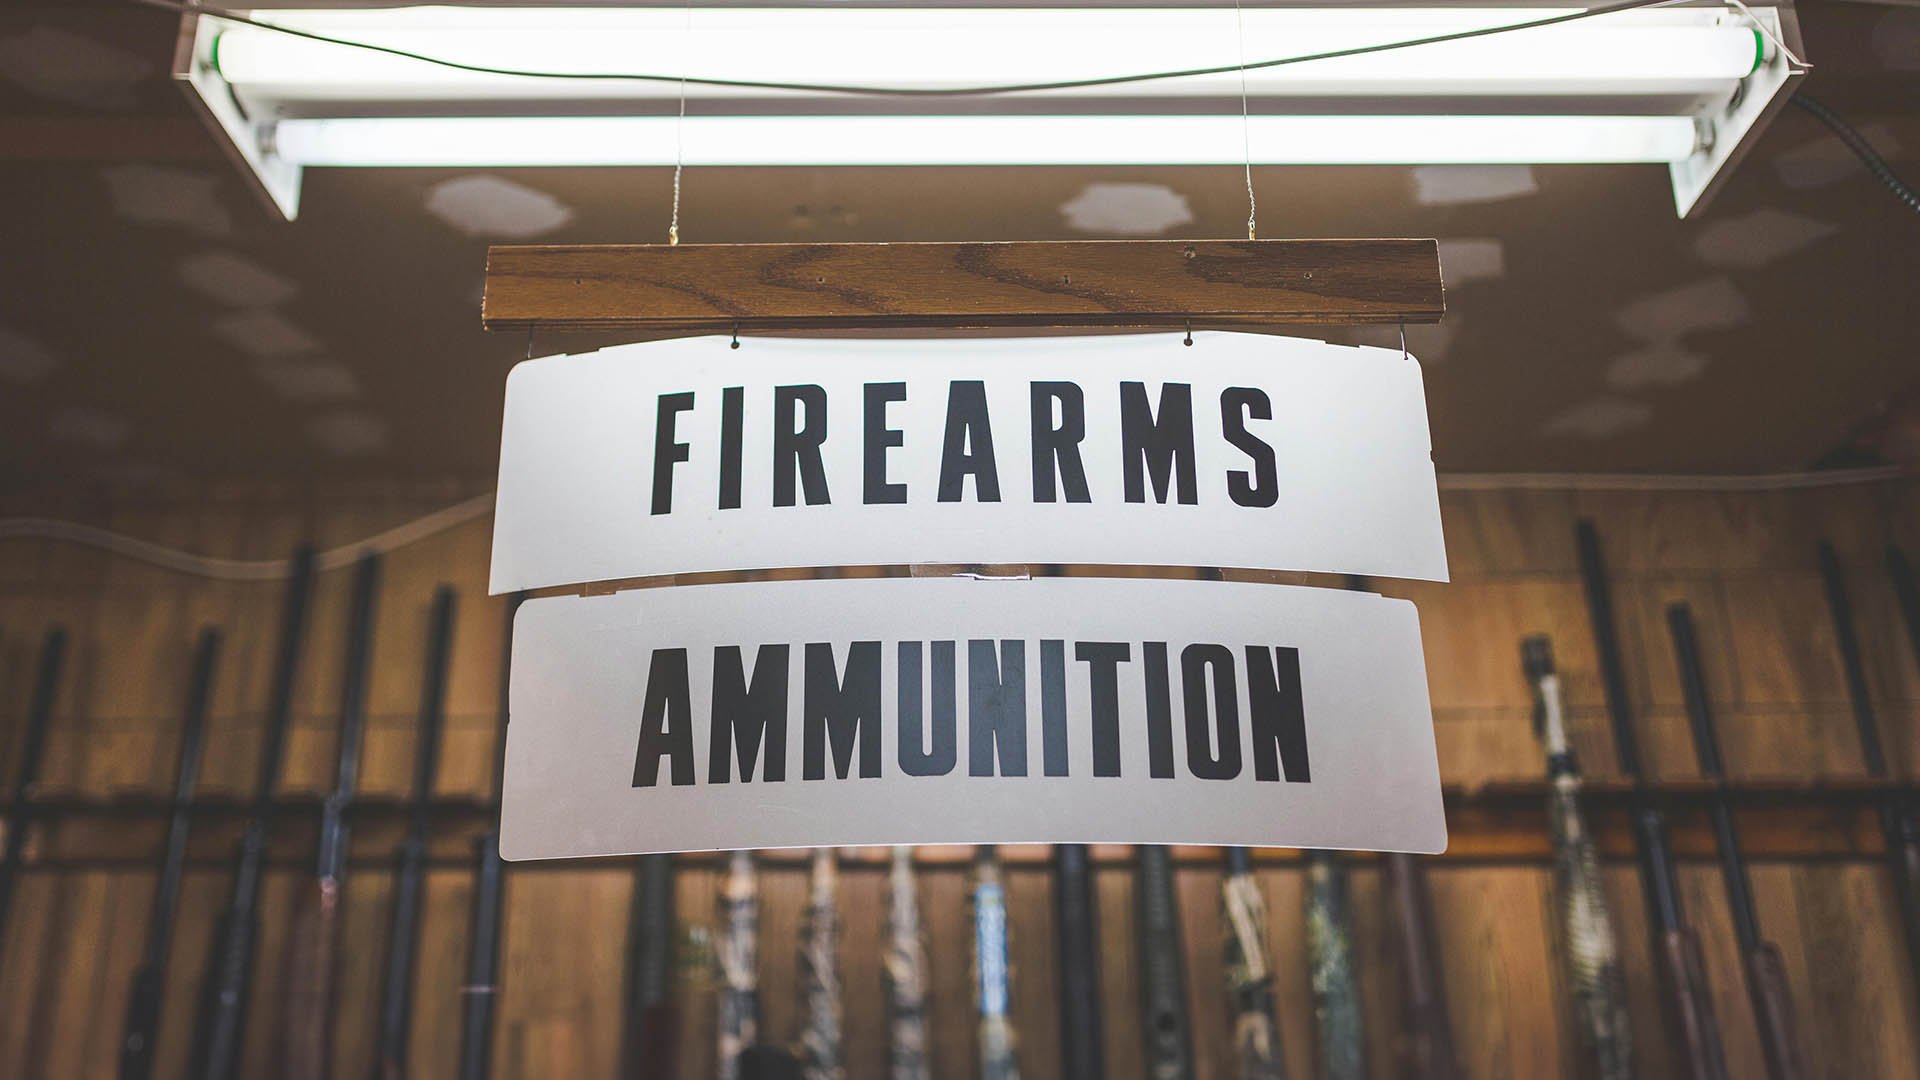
[278,551,381,1080]
[798,848,844,1080]
[1892,545,1920,673]
[1819,542,1920,1007]
[974,845,1020,1080]
[1054,843,1105,1080]
[1221,847,1287,1080]
[1303,850,1365,1080]
[120,628,221,1080]
[885,846,931,1080]
[376,586,457,1080]
[1382,852,1459,1080]
[457,592,525,1080]
[189,546,316,1080]
[0,625,68,973]
[1577,520,1727,1080]
[1136,844,1194,1080]
[1304,577,1366,1080]
[1666,602,1808,1080]
[717,849,762,1080]
[619,853,678,1080]
[1522,635,1633,1080]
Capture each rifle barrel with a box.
[974,846,1020,1080]
[1819,543,1920,1013]
[120,628,220,1080]
[1137,844,1194,1080]
[280,552,381,1080]
[1668,601,1808,1080]
[1523,634,1633,1080]
[0,626,68,973]
[1304,850,1365,1080]
[189,546,316,1080]
[799,848,844,1080]
[1577,521,1727,1080]
[1054,843,1105,1080]
[1382,852,1458,1080]
[1221,847,1288,1080]
[619,852,679,1080]
[1891,546,1920,674]
[378,585,457,1080]
[885,846,932,1080]
[717,850,761,1080]
[457,593,524,1080]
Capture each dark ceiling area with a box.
[1,2,1916,501]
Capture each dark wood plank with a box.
[481,239,1444,334]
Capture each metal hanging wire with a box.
[1233,0,1257,241]
[667,1,692,245]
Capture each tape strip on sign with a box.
[490,332,1448,592]
[500,576,1445,858]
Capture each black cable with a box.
[1792,93,1920,216]
[139,0,1679,99]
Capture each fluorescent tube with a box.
[273,114,1702,167]
[215,7,1764,103]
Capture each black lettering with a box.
[1181,644,1242,780]
[1221,388,1279,508]
[1120,382,1197,504]
[719,386,744,510]
[898,641,957,777]
[937,380,1001,502]
[803,641,881,779]
[632,648,694,787]
[1247,646,1311,782]
[650,392,695,516]
[1040,639,1069,777]
[1075,641,1130,778]
[708,644,789,784]
[1142,641,1176,778]
[863,382,908,505]
[774,384,830,506]
[968,639,1027,777]
[1030,382,1091,503]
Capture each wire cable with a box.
[0,493,495,581]
[1,467,1908,581]
[1791,93,1920,216]
[138,0,1683,99]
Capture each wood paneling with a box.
[1,477,1918,1079]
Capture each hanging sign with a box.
[499,575,1445,859]
[489,332,1448,592]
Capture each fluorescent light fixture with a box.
[172,4,1804,220]
[213,8,1765,100]
[275,115,1704,168]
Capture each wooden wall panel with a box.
[0,477,1917,1079]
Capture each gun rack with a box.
[5,776,1906,872]
[480,239,1446,336]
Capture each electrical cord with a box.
[0,468,1906,581]
[136,0,1684,98]
[1791,93,1920,216]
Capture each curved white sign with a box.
[490,332,1447,591]
[500,575,1445,858]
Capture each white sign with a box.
[490,332,1447,592]
[500,575,1445,858]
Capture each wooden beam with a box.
[482,238,1444,334]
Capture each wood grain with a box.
[3,479,1920,1080]
[480,239,1445,334]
